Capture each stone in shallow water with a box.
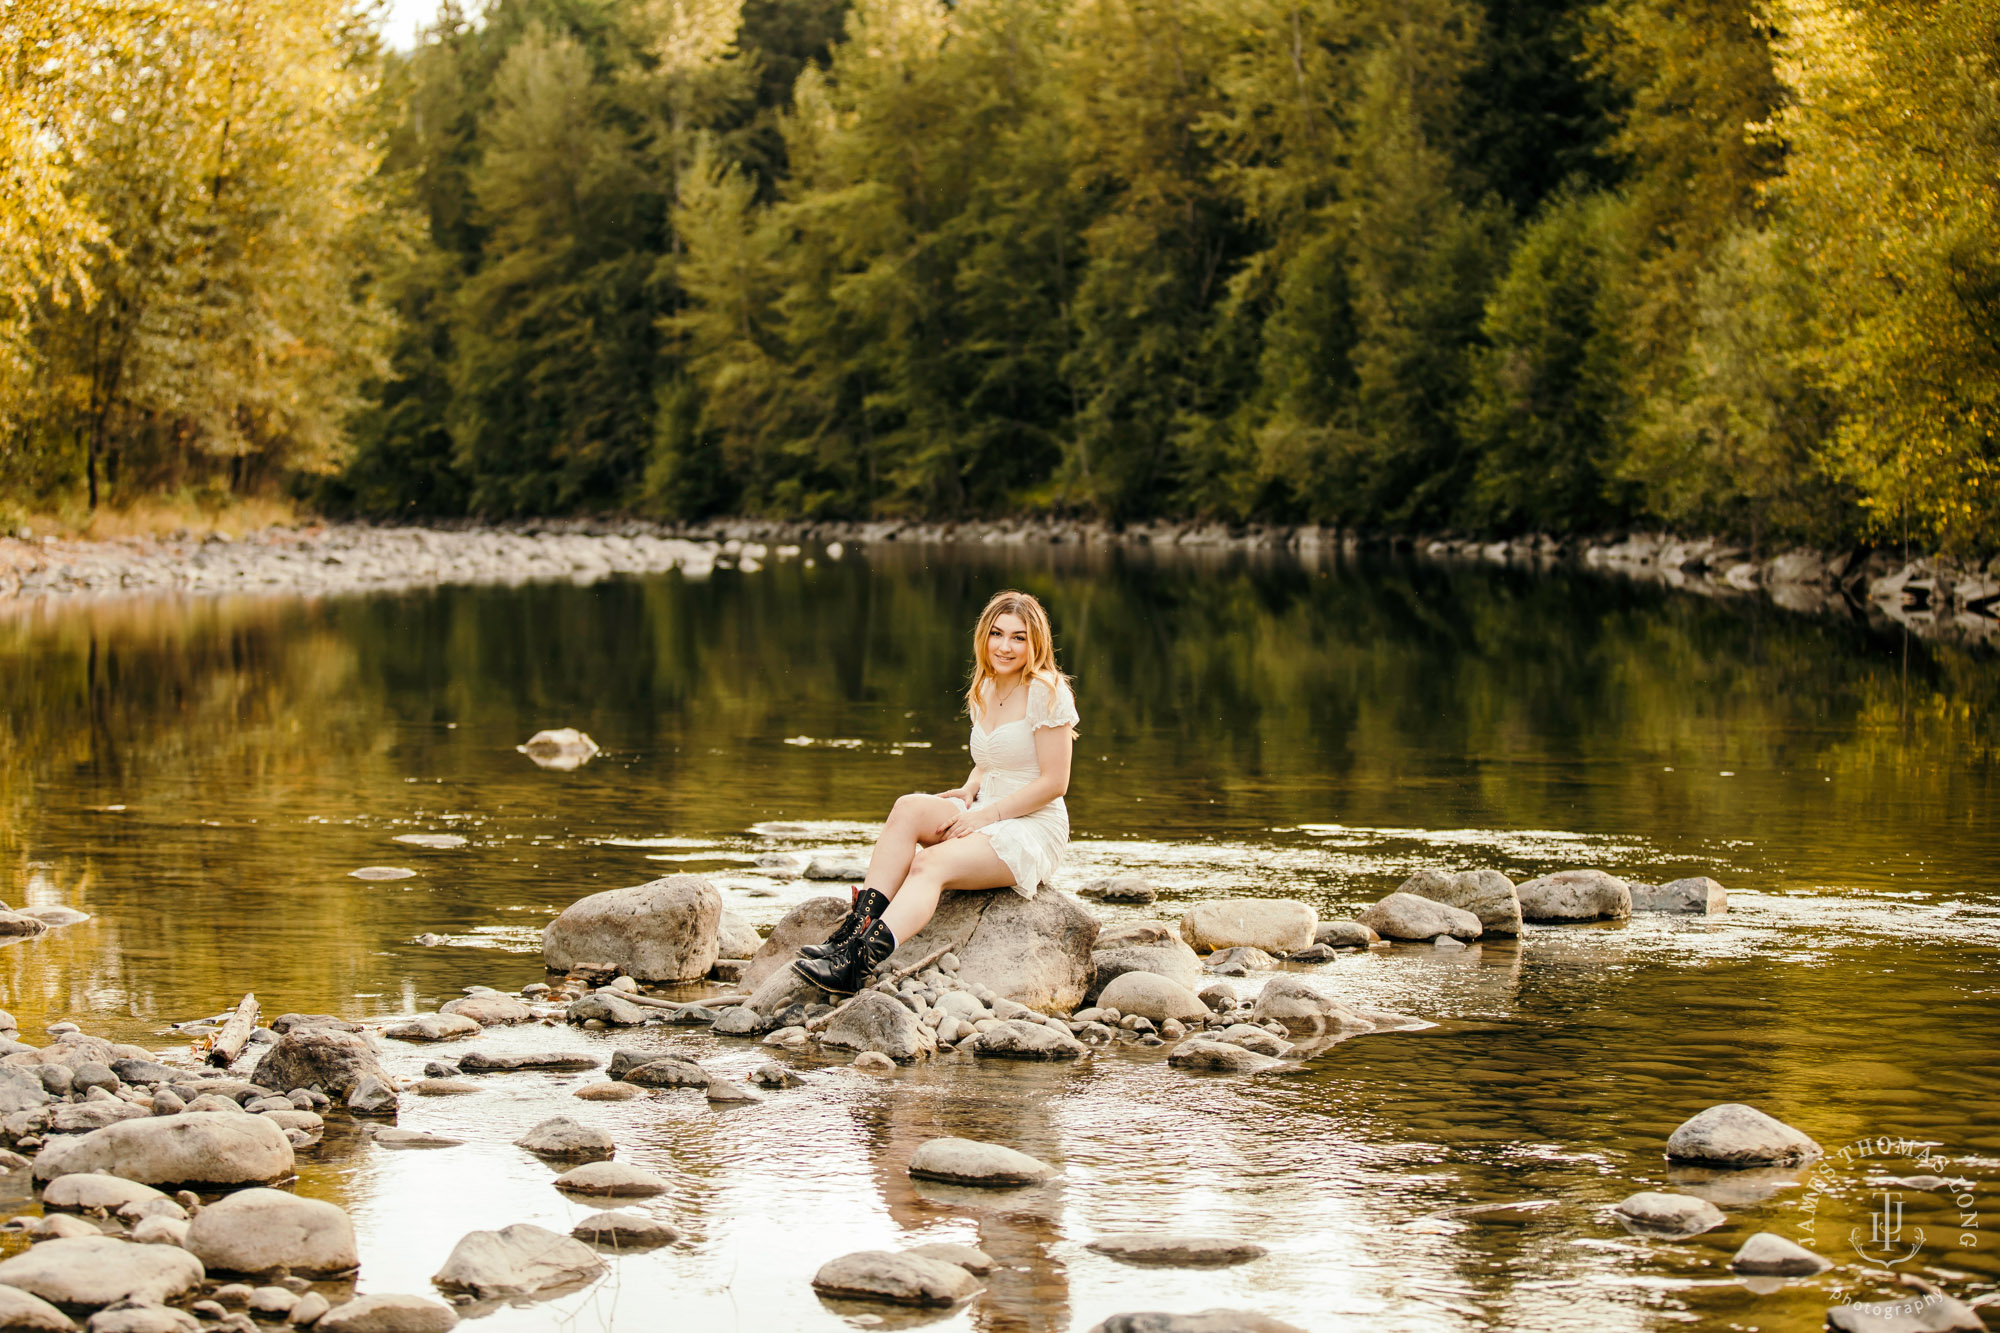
[572,1082,645,1102]
[552,1161,668,1197]
[810,1251,981,1307]
[82,1305,198,1333]
[1177,900,1316,955]
[1084,1234,1268,1267]
[1096,973,1207,1024]
[1629,876,1728,914]
[1166,1039,1279,1075]
[382,1014,481,1043]
[565,993,648,1027]
[1728,1231,1830,1276]
[432,1223,607,1298]
[621,1058,707,1089]
[570,1211,680,1248]
[367,1127,462,1149]
[1610,1191,1725,1238]
[410,1079,483,1097]
[1355,893,1481,942]
[315,1294,460,1333]
[1397,868,1522,936]
[185,1187,358,1276]
[0,1286,73,1331]
[437,994,532,1027]
[1825,1296,1986,1333]
[0,1235,204,1308]
[32,1115,293,1187]
[1665,1104,1822,1168]
[907,1137,1053,1188]
[457,1051,600,1074]
[541,876,720,983]
[42,1174,169,1214]
[1086,1313,1307,1333]
[968,1020,1084,1060]
[1078,876,1157,904]
[514,1117,615,1161]
[820,992,926,1063]
[393,834,468,850]
[1313,920,1378,948]
[1515,869,1631,922]
[902,1243,994,1275]
[348,867,416,882]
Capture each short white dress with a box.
[950,675,1080,898]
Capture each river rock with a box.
[432,1223,607,1298]
[1825,1297,1987,1332]
[107,1061,183,1086]
[1095,973,1207,1025]
[69,1065,117,1095]
[1078,876,1157,904]
[49,1103,149,1134]
[820,992,927,1063]
[1177,900,1315,955]
[249,1029,386,1100]
[514,1117,615,1161]
[740,898,850,990]
[0,1236,203,1308]
[1085,1234,1267,1266]
[411,1079,482,1097]
[541,876,721,983]
[715,911,761,960]
[1629,877,1728,914]
[1356,892,1481,942]
[367,1127,460,1148]
[1250,977,1394,1036]
[0,1068,52,1114]
[316,1294,460,1333]
[1728,1231,1830,1276]
[269,1014,365,1035]
[968,1020,1085,1060]
[551,1162,667,1197]
[1089,940,1205,1000]
[1611,1191,1725,1238]
[903,1243,994,1275]
[0,1285,74,1330]
[185,1188,357,1275]
[26,1215,102,1240]
[1086,1312,1306,1333]
[381,1014,481,1043]
[802,856,867,882]
[1666,1104,1822,1167]
[1397,869,1522,935]
[0,913,49,938]
[1204,947,1277,975]
[565,993,647,1027]
[1515,869,1632,922]
[809,1251,981,1307]
[1097,922,1179,948]
[79,1305,198,1333]
[572,1082,645,1101]
[1314,921,1379,948]
[346,1075,399,1116]
[130,1217,190,1247]
[42,1174,169,1214]
[437,994,531,1027]
[907,1137,1053,1187]
[709,1006,763,1037]
[1167,1039,1279,1074]
[32,1115,293,1187]
[518,728,599,770]
[887,888,1098,1013]
[456,1051,599,1073]
[570,1211,680,1248]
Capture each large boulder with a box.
[249,1028,388,1100]
[32,1115,293,1187]
[1516,870,1631,922]
[741,898,850,991]
[1177,900,1316,956]
[1087,939,1204,1002]
[542,876,721,982]
[1396,869,1521,936]
[432,1223,607,1298]
[968,1020,1085,1060]
[1629,877,1728,914]
[1356,893,1481,942]
[887,889,1097,1013]
[1666,1104,1822,1167]
[0,1286,73,1331]
[1095,973,1207,1025]
[819,992,928,1064]
[184,1188,358,1275]
[0,1236,203,1309]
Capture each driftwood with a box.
[603,990,745,1012]
[803,947,952,1033]
[207,993,259,1067]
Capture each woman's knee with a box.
[887,792,929,827]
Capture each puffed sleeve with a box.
[1028,677,1080,731]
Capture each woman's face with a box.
[986,613,1031,677]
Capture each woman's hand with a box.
[934,786,970,804]
[944,805,997,839]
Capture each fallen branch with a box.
[803,947,951,1033]
[207,993,259,1068]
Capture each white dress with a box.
[953,675,1079,897]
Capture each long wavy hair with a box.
[964,590,1071,725]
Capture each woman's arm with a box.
[945,729,1072,836]
[937,763,986,803]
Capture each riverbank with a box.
[1,518,1994,645]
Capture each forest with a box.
[1,0,1995,555]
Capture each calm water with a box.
[1,541,1996,1333]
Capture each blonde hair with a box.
[964,590,1072,727]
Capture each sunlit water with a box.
[0,541,1995,1332]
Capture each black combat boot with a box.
[799,888,890,960]
[792,917,897,997]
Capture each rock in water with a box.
[709,1006,763,1037]
[0,1286,75,1331]
[1610,1191,1726,1238]
[1395,869,1522,936]
[740,898,851,990]
[715,910,761,960]
[620,1058,708,1089]
[1177,900,1317,955]
[541,876,721,983]
[1666,1104,1822,1167]
[1088,940,1205,1000]
[42,1174,170,1213]
[565,993,649,1027]
[184,1188,358,1275]
[903,1243,995,1275]
[32,1115,294,1187]
[432,1223,607,1298]
[382,1014,482,1043]
[514,1117,615,1161]
[570,1212,680,1248]
[1728,1232,1830,1276]
[887,889,1098,1012]
[437,994,532,1026]
[1515,869,1632,922]
[1355,892,1482,942]
[393,833,468,850]
[1095,973,1208,1024]
[0,1067,52,1113]
[907,1137,1054,1187]
[1084,1234,1267,1266]
[968,1020,1085,1060]
[1167,1040,1279,1074]
[250,1028,389,1101]
[518,729,600,771]
[820,992,928,1063]
[1314,921,1379,949]
[316,1294,460,1333]
[810,1252,982,1307]
[66,1304,196,1333]
[1078,876,1158,904]
[348,868,416,882]
[1086,1312,1308,1333]
[0,1236,203,1307]
[551,1162,668,1197]
[802,856,868,882]
[1629,877,1728,914]
[456,1051,600,1073]
[1825,1297,1987,1332]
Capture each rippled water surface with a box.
[2,542,1997,1332]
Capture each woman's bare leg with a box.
[863,793,961,894]
[880,834,1014,941]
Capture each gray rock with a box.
[802,856,868,882]
[185,1187,358,1275]
[715,910,761,960]
[541,875,722,983]
[381,1015,481,1042]
[518,728,599,770]
[345,1076,399,1116]
[821,992,928,1063]
[1204,947,1277,974]
[0,1236,203,1308]
[248,1287,296,1317]
[1078,876,1157,904]
[562,993,648,1028]
[410,1080,483,1097]
[366,1127,461,1148]
[42,1174,170,1214]
[1610,1190,1726,1238]
[249,1029,387,1100]
[1825,1296,1986,1332]
[269,1015,364,1035]
[621,1058,708,1089]
[287,1292,331,1325]
[1728,1231,1830,1276]
[315,1294,460,1333]
[456,1051,599,1073]
[1515,869,1632,922]
[69,1064,119,1095]
[1177,900,1316,955]
[515,1117,615,1161]
[0,1285,74,1330]
[1085,1312,1307,1333]
[32,1114,294,1187]
[1212,1025,1289,1057]
[907,1137,1054,1187]
[1666,1104,1822,1168]
[1096,922,1180,948]
[740,898,850,991]
[570,1211,679,1248]
[810,1251,981,1307]
[1096,973,1208,1024]
[1629,876,1728,914]
[107,1061,183,1086]
[432,1223,607,1298]
[1250,977,1409,1036]
[82,1306,198,1333]
[709,1006,764,1037]
[902,1243,994,1275]
[887,888,1098,1014]
[551,1162,667,1197]
[25,1215,103,1240]
[572,1081,645,1101]
[1397,869,1522,935]
[1089,940,1205,1000]
[741,968,820,1021]
[48,1103,149,1134]
[968,1020,1085,1060]
[1313,920,1379,948]
[0,913,50,938]
[1166,1039,1279,1074]
[1084,1234,1267,1266]
[1356,892,1481,942]
[749,1062,804,1088]
[129,1217,190,1247]
[436,994,531,1027]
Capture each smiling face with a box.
[985,613,1030,681]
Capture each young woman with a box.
[794,589,1080,996]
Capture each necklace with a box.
[990,677,1023,711]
